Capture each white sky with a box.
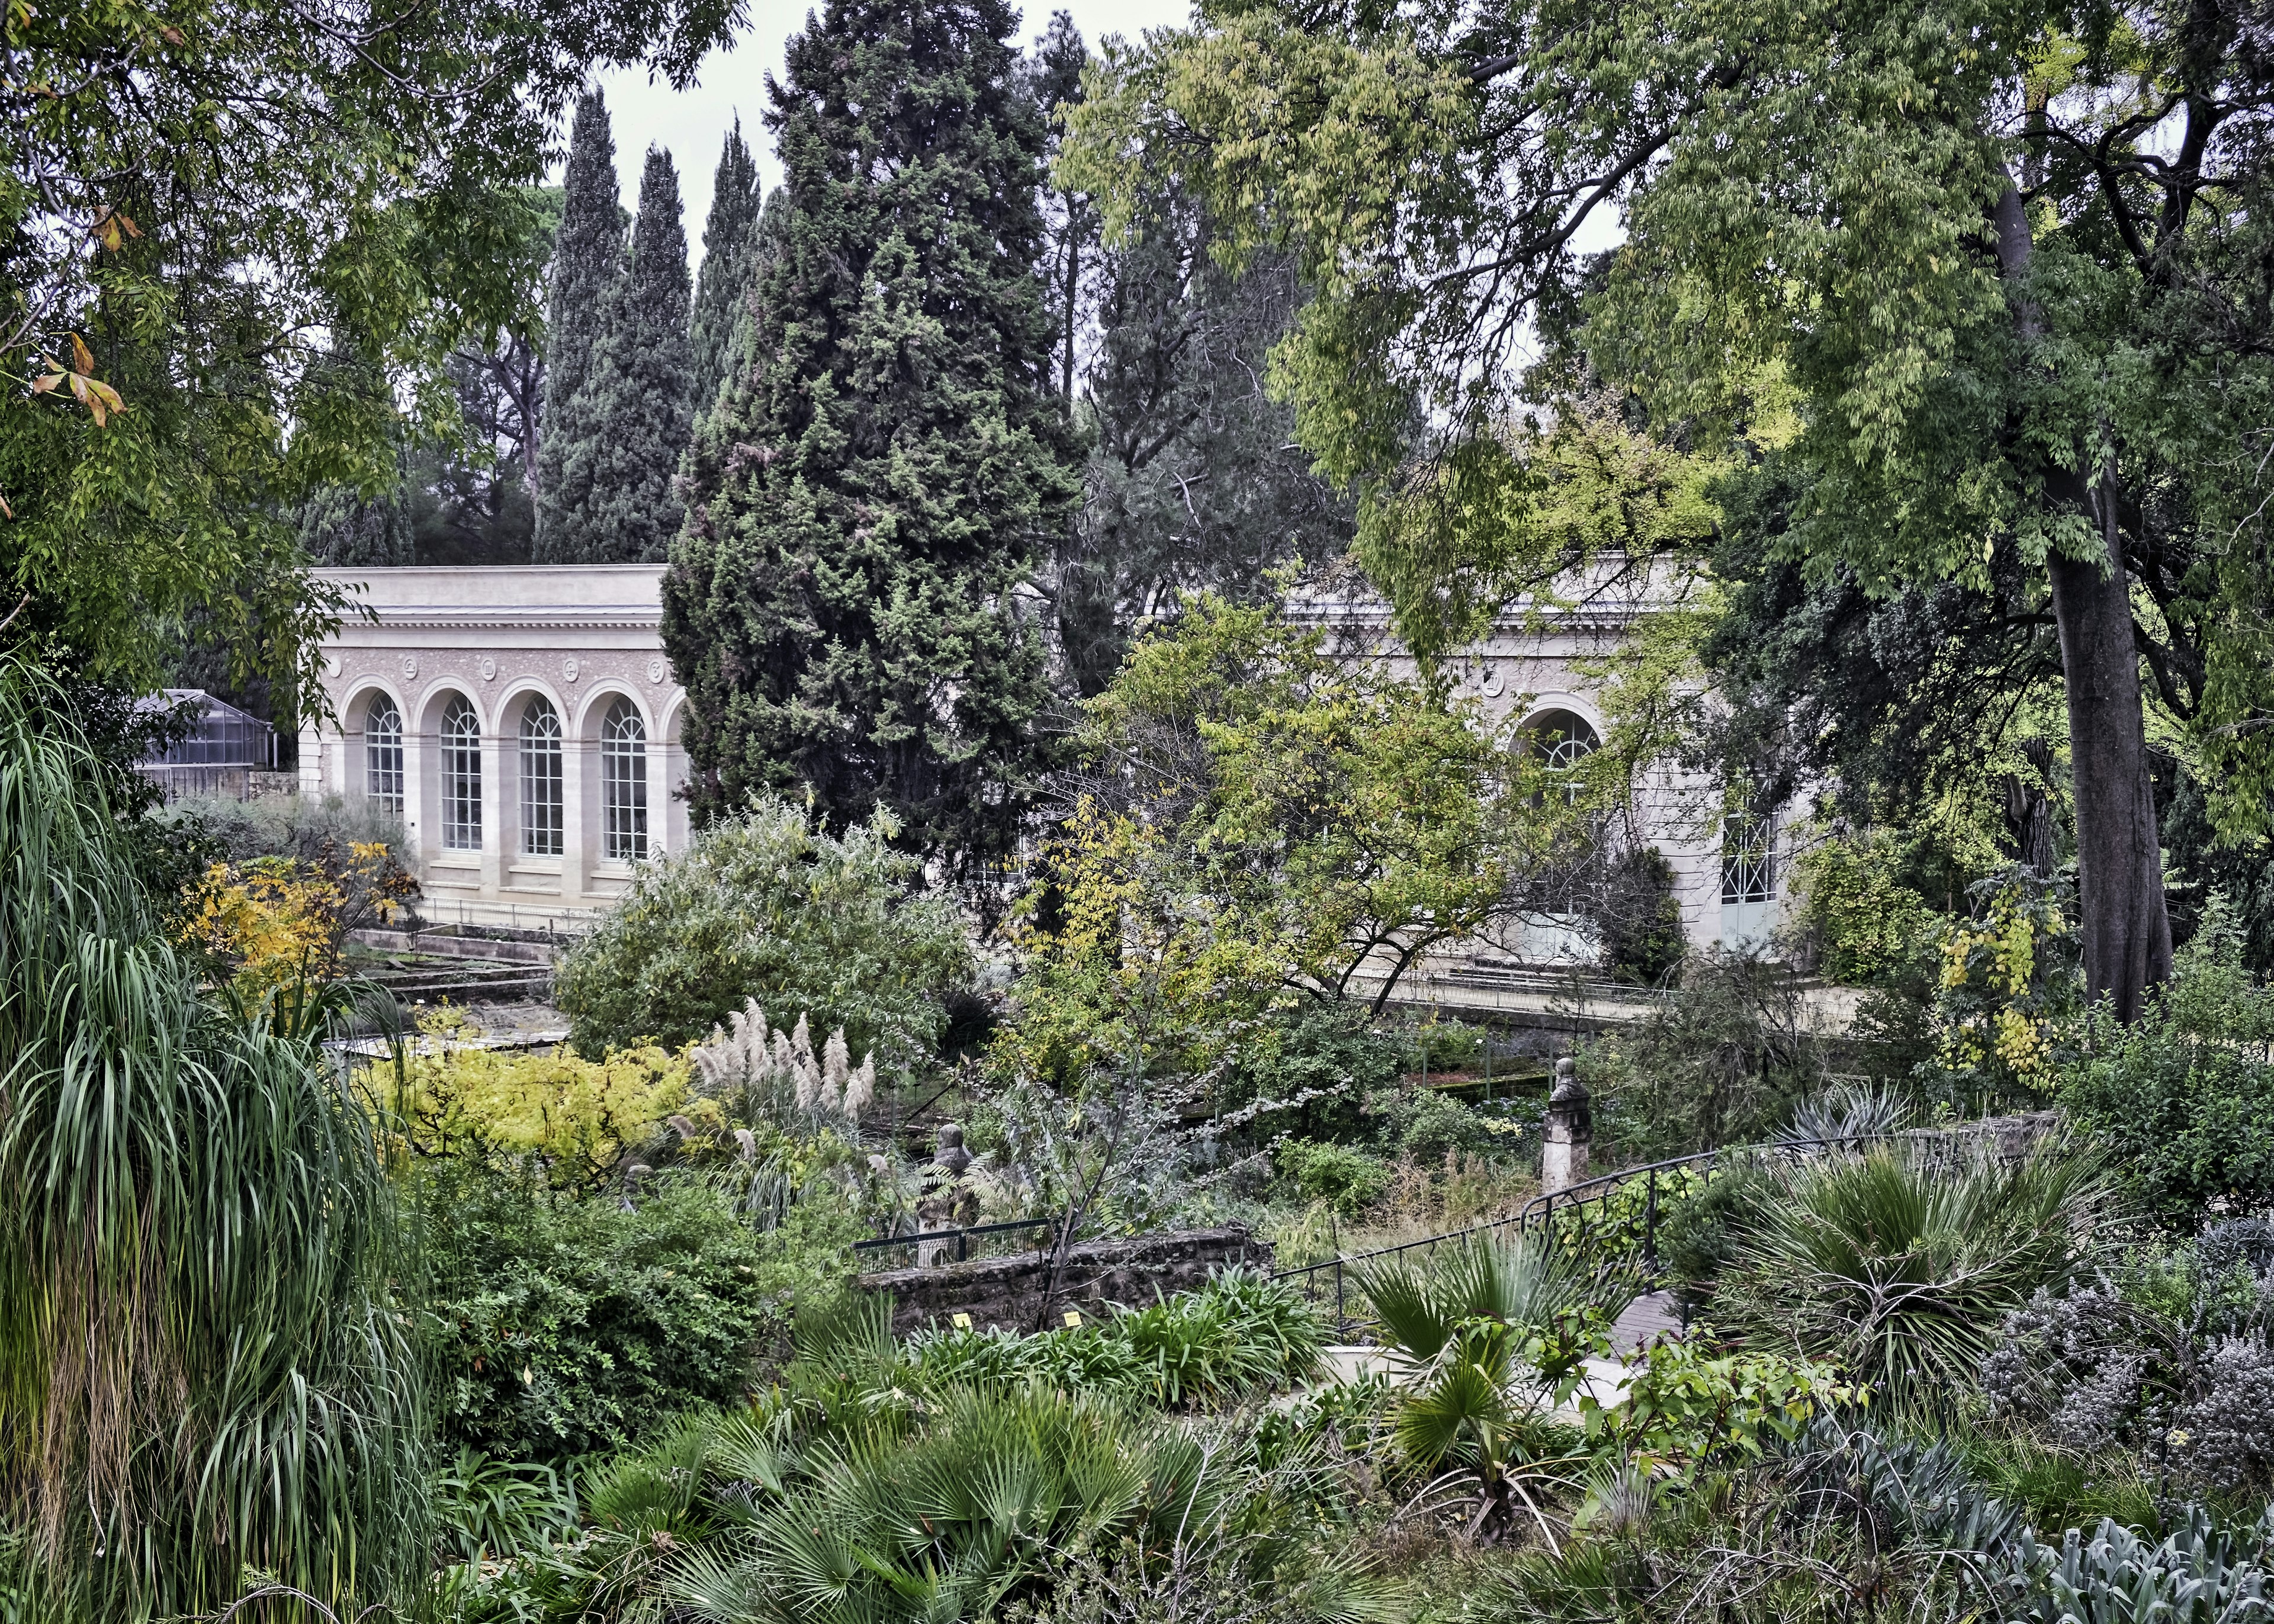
[588,0,1197,269]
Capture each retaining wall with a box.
[855,1226,1272,1337]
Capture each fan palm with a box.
[0,663,425,1618]
[1355,1232,1604,1545]
[1719,1143,2115,1406]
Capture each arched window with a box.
[441,695,483,851]
[519,696,563,857]
[364,694,403,817]
[1527,709,1600,800]
[601,697,648,862]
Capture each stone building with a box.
[1290,570,1788,970]
[297,565,689,928]
[297,561,1788,954]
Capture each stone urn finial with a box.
[1540,1056,1592,1196]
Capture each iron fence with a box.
[853,1216,1061,1271]
[1270,1130,2018,1340]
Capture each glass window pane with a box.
[442,696,483,851]
[601,698,647,863]
[365,696,403,818]
[518,697,563,857]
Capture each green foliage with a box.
[1923,867,2081,1107]
[2003,1509,2274,1624]
[1580,1337,1859,1478]
[1597,845,1687,986]
[0,660,428,1616]
[689,121,763,425]
[2,0,731,698]
[532,88,627,563]
[1357,1232,1607,1542]
[1059,184,1353,696]
[905,1269,1326,1408]
[1717,1146,2115,1407]
[554,796,972,1062]
[662,0,1080,869]
[2058,904,2274,1227]
[1791,829,1938,987]
[995,595,1558,1093]
[431,1448,579,1564]
[1275,1139,1390,1216]
[417,1164,858,1461]
[621,1381,1383,1624]
[1584,949,1830,1162]
[568,144,696,564]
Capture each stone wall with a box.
[855,1226,1273,1337]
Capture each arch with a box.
[436,691,484,853]
[516,691,565,858]
[570,681,653,742]
[598,694,650,864]
[338,680,409,807]
[1518,705,1602,765]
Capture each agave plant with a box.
[1719,1143,2116,1406]
[1356,1232,1606,1544]
[0,662,427,1617]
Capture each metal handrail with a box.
[1273,1129,1998,1339]
[853,1216,1058,1268]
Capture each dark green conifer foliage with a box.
[578,145,695,562]
[297,482,411,565]
[664,0,1080,869]
[689,120,762,425]
[533,89,625,562]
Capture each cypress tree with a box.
[689,120,762,425]
[663,0,1079,870]
[576,146,694,562]
[532,89,624,563]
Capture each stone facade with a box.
[298,566,689,928]
[1290,571,1792,964]
[856,1226,1273,1337]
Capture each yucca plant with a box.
[1718,1143,2116,1407]
[1356,1233,1605,1544]
[0,664,426,1619]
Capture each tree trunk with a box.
[1994,182,2173,1020]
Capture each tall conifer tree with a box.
[578,145,694,562]
[533,89,624,562]
[664,0,1078,869]
[689,121,762,425]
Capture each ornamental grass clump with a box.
[1717,1143,2116,1407]
[0,663,426,1617]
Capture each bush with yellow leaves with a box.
[185,839,415,1022]
[392,1010,711,1194]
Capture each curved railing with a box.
[1273,1119,2053,1339]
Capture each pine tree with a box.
[664,0,1080,870]
[576,145,694,562]
[532,89,624,563]
[689,120,762,425]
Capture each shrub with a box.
[1598,845,1687,985]
[1581,1338,1860,1475]
[1717,1144,2115,1405]
[1216,1002,1408,1146]
[163,787,410,864]
[904,1269,1326,1408]
[1790,829,1936,987]
[417,1166,857,1460]
[1584,948,1829,1161]
[2057,907,2274,1227]
[395,1022,701,1192]
[2001,1508,2274,1624]
[1274,1137,1390,1215]
[554,797,972,1063]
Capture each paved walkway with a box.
[1608,1289,1682,1355]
